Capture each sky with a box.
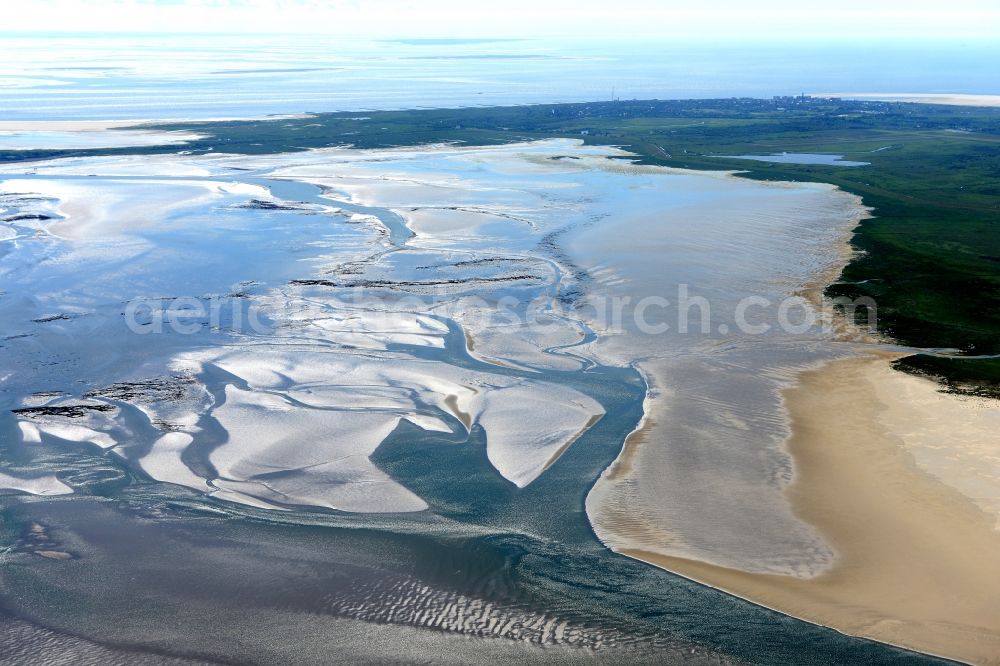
[4,0,999,40]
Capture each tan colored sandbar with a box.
[624,354,1000,665]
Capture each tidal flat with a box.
[0,138,987,664]
[0,121,205,151]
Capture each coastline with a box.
[622,353,1000,665]
[813,92,1000,107]
[0,120,207,151]
[0,116,311,151]
[7,107,1000,662]
[0,115,314,131]
[582,166,1000,662]
[582,175,872,578]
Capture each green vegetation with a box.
[894,355,1000,398]
[4,97,1000,394]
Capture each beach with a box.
[623,354,1000,665]
[578,176,1000,662]
[559,144,1000,663]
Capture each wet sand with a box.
[0,120,157,131]
[566,144,1000,662]
[578,179,868,578]
[624,354,1000,665]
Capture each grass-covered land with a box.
[4,97,1000,394]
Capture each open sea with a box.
[2,34,999,120]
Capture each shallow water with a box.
[2,35,999,121]
[0,128,203,150]
[0,141,934,664]
[723,153,871,167]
